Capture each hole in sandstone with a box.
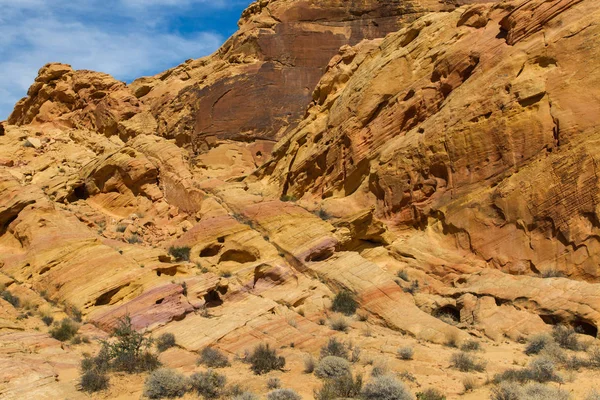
[518,93,545,107]
[433,305,461,325]
[217,236,225,243]
[496,27,508,40]
[572,320,598,337]
[204,290,223,307]
[200,244,223,257]
[155,298,164,305]
[219,249,257,264]
[155,266,178,277]
[95,285,127,306]
[256,151,262,157]
[540,314,563,325]
[306,248,334,263]
[39,266,51,275]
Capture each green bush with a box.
[199,347,231,368]
[266,388,301,400]
[80,369,109,393]
[156,333,176,352]
[304,355,316,373]
[362,375,414,400]
[331,291,358,316]
[315,356,351,379]
[189,369,227,398]
[102,315,160,373]
[525,334,551,355]
[450,351,486,372]
[41,315,54,326]
[144,368,188,399]
[267,377,281,390]
[320,337,349,359]
[416,388,446,400]
[50,318,79,341]
[248,344,285,375]
[314,373,362,400]
[169,246,191,262]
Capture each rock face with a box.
[264,0,600,280]
[2,0,600,399]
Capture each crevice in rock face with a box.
[518,93,545,107]
[156,266,179,277]
[94,284,129,306]
[200,243,223,257]
[573,320,598,337]
[305,247,334,262]
[433,305,461,325]
[540,314,563,325]
[204,289,223,307]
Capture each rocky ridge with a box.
[1,0,600,399]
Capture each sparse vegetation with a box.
[493,357,562,384]
[403,280,420,294]
[540,269,564,278]
[331,291,358,316]
[330,317,349,332]
[416,388,446,400]
[169,246,191,262]
[41,315,54,326]
[144,368,188,399]
[50,318,79,341]
[461,340,482,352]
[552,325,580,350]
[450,351,486,372]
[320,337,349,359]
[445,331,459,348]
[314,373,363,400]
[0,288,20,308]
[127,234,142,244]
[199,347,231,368]
[267,388,301,400]
[397,270,409,282]
[362,375,414,400]
[304,355,316,373]
[490,382,569,400]
[397,347,414,360]
[315,356,351,379]
[233,392,260,400]
[248,344,285,375]
[462,376,477,392]
[80,369,110,393]
[587,390,600,400]
[116,224,127,233]
[370,362,389,377]
[189,369,227,398]
[156,333,176,352]
[267,377,281,390]
[525,334,551,355]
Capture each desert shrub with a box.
[41,315,54,326]
[527,357,562,383]
[50,318,79,341]
[460,340,481,352]
[248,344,285,375]
[314,373,363,400]
[80,369,109,393]
[587,390,600,400]
[267,377,281,390]
[370,362,389,377]
[315,356,351,379]
[462,376,477,392]
[403,280,420,294]
[81,346,111,374]
[71,335,83,345]
[398,347,414,360]
[331,291,358,316]
[450,352,486,372]
[330,317,349,332]
[416,388,446,400]
[540,269,564,278]
[445,331,459,348]
[589,347,600,368]
[490,382,521,400]
[552,325,579,350]
[103,315,160,373]
[144,368,188,399]
[127,234,141,244]
[362,375,414,400]
[493,357,561,384]
[267,388,301,400]
[189,369,227,398]
[397,270,409,282]
[350,345,361,363]
[304,355,315,373]
[320,337,349,359]
[116,224,127,233]
[520,383,569,400]
[0,290,20,307]
[156,333,176,352]
[525,334,551,355]
[169,246,191,262]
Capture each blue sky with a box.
[0,0,252,120]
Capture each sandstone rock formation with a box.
[1,0,600,399]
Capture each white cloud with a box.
[0,0,244,119]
